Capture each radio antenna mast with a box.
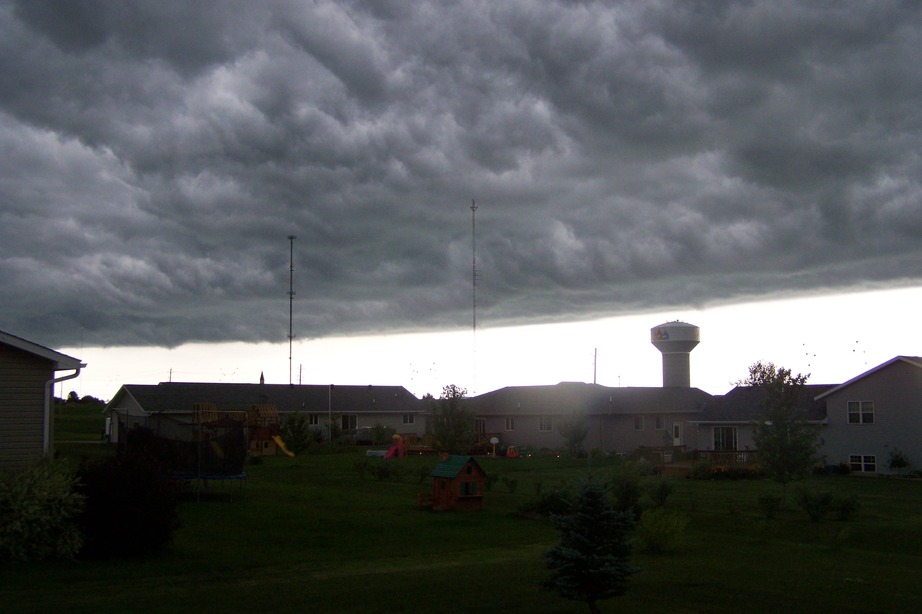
[288,235,296,387]
[470,199,478,393]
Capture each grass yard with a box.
[5,410,921,613]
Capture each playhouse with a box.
[430,455,486,512]
[247,403,293,456]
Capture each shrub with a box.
[757,493,784,519]
[75,453,181,558]
[636,508,688,554]
[831,493,860,521]
[371,423,396,446]
[888,448,910,471]
[521,485,574,517]
[500,476,518,493]
[0,459,85,561]
[611,473,642,518]
[484,472,500,492]
[280,413,314,454]
[794,488,833,522]
[647,478,674,508]
[689,460,713,480]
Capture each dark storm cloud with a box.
[1,0,921,348]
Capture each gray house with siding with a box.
[817,356,922,473]
[0,330,85,471]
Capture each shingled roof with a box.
[694,384,834,423]
[108,382,424,415]
[467,382,712,416]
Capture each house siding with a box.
[820,360,922,471]
[0,344,54,471]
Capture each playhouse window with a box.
[461,481,478,496]
[847,401,874,424]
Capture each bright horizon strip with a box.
[60,286,922,403]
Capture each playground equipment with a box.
[384,434,406,458]
[247,404,294,456]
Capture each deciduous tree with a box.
[428,385,476,454]
[741,361,818,498]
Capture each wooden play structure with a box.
[246,404,293,457]
[429,455,486,512]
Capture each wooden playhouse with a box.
[430,455,486,512]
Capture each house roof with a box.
[467,382,712,416]
[107,382,424,414]
[0,329,85,370]
[431,455,483,478]
[693,384,834,423]
[814,356,922,400]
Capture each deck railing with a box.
[693,450,759,469]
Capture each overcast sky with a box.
[3,1,922,372]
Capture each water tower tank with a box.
[651,321,700,388]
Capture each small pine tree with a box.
[543,478,635,614]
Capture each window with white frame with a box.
[847,401,874,424]
[539,416,553,432]
[505,417,515,431]
[849,454,876,472]
[308,414,319,426]
[402,413,415,425]
[632,416,643,431]
[475,418,485,434]
[713,426,738,451]
[654,415,665,430]
[341,414,357,431]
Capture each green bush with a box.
[0,459,85,561]
[371,423,396,445]
[636,508,688,554]
[689,460,713,480]
[610,473,642,518]
[520,484,574,517]
[794,488,833,522]
[75,453,181,558]
[647,478,674,508]
[757,493,784,519]
[831,493,860,521]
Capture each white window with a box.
[632,416,644,431]
[505,417,515,431]
[655,416,665,430]
[308,414,319,426]
[475,418,485,434]
[847,401,874,424]
[539,417,553,432]
[849,454,876,472]
[341,415,357,431]
[713,426,738,452]
[402,413,415,425]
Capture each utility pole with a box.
[288,235,296,387]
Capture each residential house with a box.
[0,329,85,471]
[467,382,712,454]
[105,381,426,444]
[816,356,922,474]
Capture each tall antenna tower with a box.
[470,199,478,393]
[288,235,296,387]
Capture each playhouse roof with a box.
[431,455,483,478]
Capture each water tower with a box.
[651,321,700,388]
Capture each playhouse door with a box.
[672,422,683,447]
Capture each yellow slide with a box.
[272,435,296,457]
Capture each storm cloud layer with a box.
[2,0,921,348]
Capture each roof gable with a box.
[696,384,833,423]
[431,455,483,478]
[0,329,84,370]
[815,356,922,400]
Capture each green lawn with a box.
[7,419,921,613]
